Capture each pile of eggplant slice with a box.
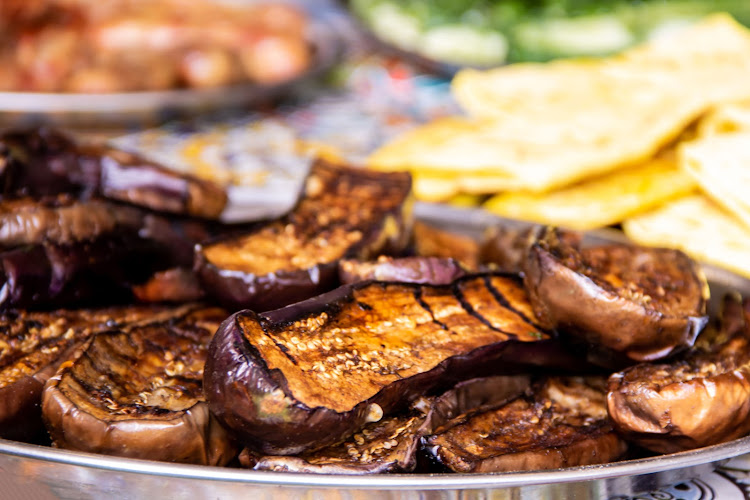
[1,126,749,474]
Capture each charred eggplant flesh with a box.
[524,227,709,363]
[197,159,413,311]
[424,376,627,472]
[204,273,555,455]
[608,296,750,453]
[43,307,236,465]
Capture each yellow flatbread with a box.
[483,153,696,230]
[698,100,750,136]
[680,130,750,232]
[369,15,750,194]
[623,195,750,280]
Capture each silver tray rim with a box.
[0,17,342,125]
[1,202,749,491]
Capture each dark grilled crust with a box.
[425,377,626,473]
[196,159,413,312]
[247,410,427,474]
[42,307,236,465]
[0,304,199,440]
[203,272,564,455]
[524,228,709,363]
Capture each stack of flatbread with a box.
[367,14,750,278]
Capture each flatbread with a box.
[369,15,750,194]
[483,153,696,230]
[680,131,750,232]
[623,195,750,280]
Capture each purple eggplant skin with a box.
[203,276,580,455]
[0,231,167,310]
[0,127,227,219]
[338,256,467,286]
[196,255,340,314]
[196,160,414,312]
[241,375,531,475]
[43,307,237,465]
[0,195,145,248]
[0,304,201,442]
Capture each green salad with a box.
[350,0,750,66]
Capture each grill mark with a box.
[414,287,450,332]
[272,336,299,366]
[483,275,538,327]
[453,280,518,339]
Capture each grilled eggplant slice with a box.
[608,296,750,453]
[0,196,144,248]
[0,230,169,309]
[424,376,627,472]
[0,304,198,441]
[0,127,227,218]
[524,227,709,363]
[203,273,570,455]
[196,159,413,312]
[413,221,481,271]
[132,268,205,303]
[338,256,466,285]
[243,375,530,474]
[43,307,236,466]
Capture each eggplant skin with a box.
[0,196,145,248]
[0,127,227,219]
[607,297,750,453]
[196,160,413,312]
[0,305,200,441]
[203,275,558,455]
[42,307,236,466]
[424,377,627,473]
[242,375,531,475]
[523,228,709,363]
[0,230,167,310]
[338,256,466,285]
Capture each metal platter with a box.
[2,202,749,500]
[0,18,343,128]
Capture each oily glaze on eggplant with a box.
[0,304,198,441]
[132,268,205,303]
[203,272,574,455]
[243,375,530,474]
[523,227,709,363]
[0,127,227,218]
[424,376,627,473]
[413,221,481,271]
[196,159,413,312]
[0,195,144,248]
[43,307,236,466]
[0,229,169,309]
[608,295,750,454]
[338,256,467,286]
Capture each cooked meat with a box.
[524,227,709,364]
[42,306,236,465]
[424,376,627,472]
